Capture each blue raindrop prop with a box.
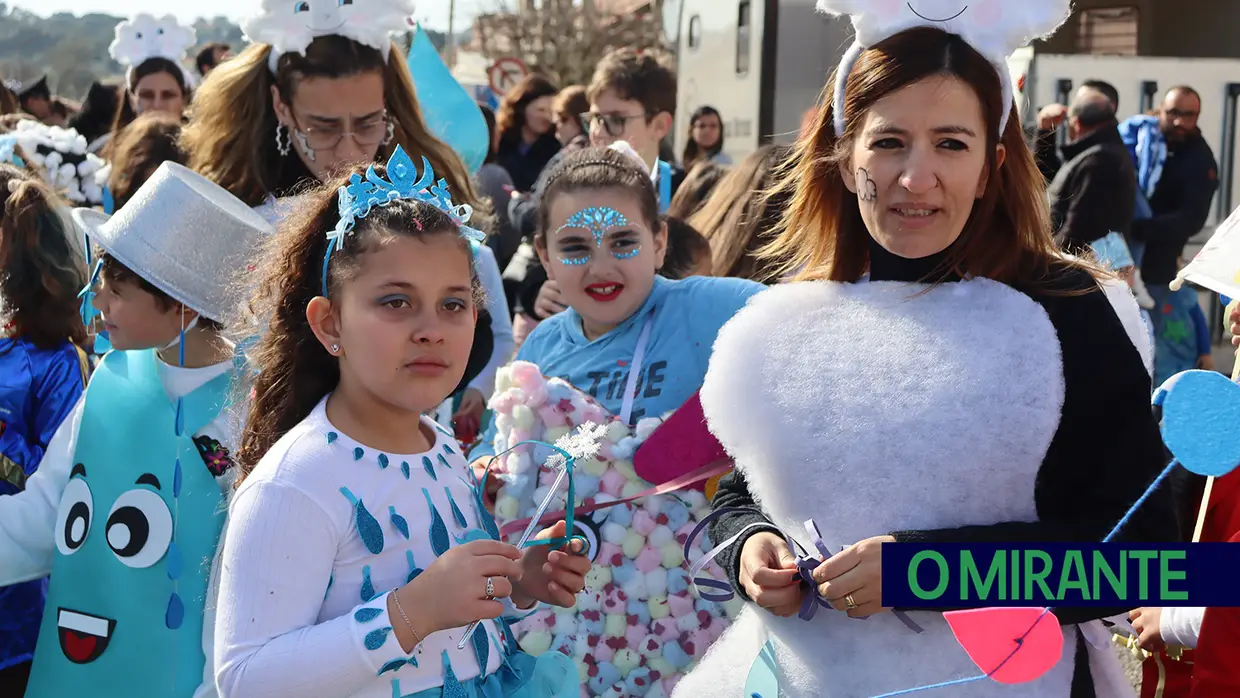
[165,593,185,630]
[401,461,411,480]
[102,185,115,214]
[440,651,470,698]
[472,621,490,672]
[174,396,185,436]
[443,443,456,456]
[166,542,183,580]
[172,458,183,497]
[405,25,488,174]
[364,626,393,650]
[340,487,385,554]
[389,506,410,539]
[379,659,406,676]
[445,487,468,528]
[437,453,451,469]
[327,431,339,444]
[360,565,376,602]
[378,454,390,469]
[422,488,450,556]
[353,447,365,461]
[422,456,436,480]
[405,550,424,583]
[355,607,384,623]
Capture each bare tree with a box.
[475,0,667,86]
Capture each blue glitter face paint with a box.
[553,206,640,265]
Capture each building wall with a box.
[1035,0,1240,59]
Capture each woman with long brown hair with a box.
[0,164,89,693]
[183,2,478,223]
[677,4,1174,697]
[104,111,187,209]
[102,15,197,156]
[495,75,561,193]
[681,105,731,171]
[687,145,789,282]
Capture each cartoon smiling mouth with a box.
[57,608,116,664]
[907,3,969,22]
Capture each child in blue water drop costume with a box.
[0,161,270,698]
[214,149,587,698]
[467,145,765,696]
[0,164,91,691]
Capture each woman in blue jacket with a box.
[0,163,89,694]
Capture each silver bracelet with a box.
[392,593,424,652]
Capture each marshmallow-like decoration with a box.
[242,0,415,73]
[816,0,1072,136]
[108,14,197,90]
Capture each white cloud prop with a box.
[109,14,196,69]
[815,0,1072,135]
[241,0,415,73]
[8,120,107,206]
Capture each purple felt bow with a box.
[793,521,834,620]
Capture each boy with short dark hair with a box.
[585,48,684,212]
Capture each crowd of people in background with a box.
[1,2,1240,697]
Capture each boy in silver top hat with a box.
[0,161,272,698]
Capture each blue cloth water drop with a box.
[473,489,501,541]
[443,443,455,456]
[174,396,184,436]
[165,593,185,629]
[401,461,410,480]
[364,626,393,650]
[437,453,451,469]
[325,572,333,600]
[340,487,385,554]
[173,458,183,497]
[353,447,365,461]
[406,23,488,174]
[327,431,338,444]
[421,456,436,480]
[472,619,490,671]
[166,541,183,580]
[422,488,450,556]
[445,487,468,529]
[389,506,410,539]
[378,454,390,469]
[440,651,469,698]
[354,607,383,623]
[378,659,405,676]
[406,550,423,583]
[361,565,375,602]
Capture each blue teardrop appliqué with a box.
[327,431,338,444]
[340,487,385,554]
[440,651,469,698]
[378,659,405,676]
[422,488,450,556]
[401,461,411,480]
[389,506,410,539]
[353,447,365,461]
[364,626,393,650]
[472,619,490,671]
[173,458,183,498]
[445,487,468,529]
[378,454,390,469]
[166,541,183,580]
[437,453,451,469]
[354,607,383,623]
[405,550,424,583]
[360,565,375,602]
[422,456,436,480]
[165,593,185,629]
[325,572,334,600]
[473,489,501,541]
[443,443,456,456]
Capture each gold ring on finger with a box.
[845,594,858,610]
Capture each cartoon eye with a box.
[294,1,310,12]
[55,472,93,556]
[156,28,164,35]
[135,32,143,40]
[569,513,602,562]
[105,486,173,568]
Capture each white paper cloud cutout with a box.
[108,14,197,69]
[816,0,1071,135]
[241,0,415,72]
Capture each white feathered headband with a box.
[816,0,1072,137]
[241,0,415,74]
[109,14,198,92]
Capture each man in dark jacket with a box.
[1131,86,1219,287]
[1046,89,1137,251]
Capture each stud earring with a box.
[330,343,340,354]
[275,123,291,157]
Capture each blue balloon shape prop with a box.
[406,24,488,174]
[1158,369,1240,477]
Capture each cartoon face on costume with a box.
[109,14,196,68]
[815,0,1071,59]
[51,461,176,664]
[241,0,415,59]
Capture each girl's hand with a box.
[533,280,567,319]
[469,458,503,513]
[391,540,522,649]
[512,521,591,609]
[453,388,486,443]
[812,535,895,619]
[1130,607,1167,652]
[738,532,804,617]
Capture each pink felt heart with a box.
[944,607,1064,684]
[633,392,729,489]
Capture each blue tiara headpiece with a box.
[321,145,484,295]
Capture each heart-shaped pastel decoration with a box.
[1159,369,1240,477]
[487,363,740,695]
[944,607,1063,684]
[744,639,782,698]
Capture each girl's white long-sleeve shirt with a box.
[214,399,518,698]
[1160,606,1205,648]
[469,244,514,398]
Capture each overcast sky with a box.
[6,0,486,32]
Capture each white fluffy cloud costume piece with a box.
[108,14,197,90]
[242,0,415,73]
[816,0,1072,136]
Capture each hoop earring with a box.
[275,124,291,157]
[382,121,395,146]
[294,129,317,162]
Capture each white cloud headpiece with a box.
[816,0,1072,137]
[109,14,197,91]
[241,0,415,74]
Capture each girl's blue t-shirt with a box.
[471,275,765,458]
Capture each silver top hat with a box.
[71,162,273,322]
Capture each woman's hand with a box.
[512,520,591,609]
[533,280,567,319]
[389,540,522,651]
[1129,607,1167,652]
[812,535,895,619]
[453,388,487,443]
[738,532,804,617]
